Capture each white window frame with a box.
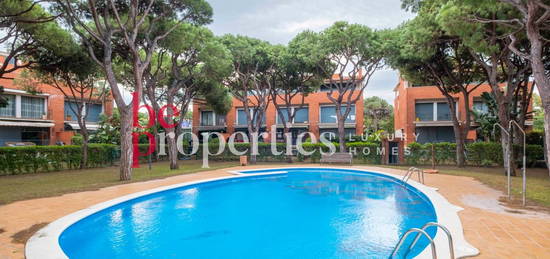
[199,110,216,126]
[319,104,356,124]
[276,106,309,124]
[64,100,104,122]
[415,100,458,122]
[236,107,264,125]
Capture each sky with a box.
[206,0,416,104]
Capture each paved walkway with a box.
[0,165,549,258]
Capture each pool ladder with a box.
[402,167,425,184]
[390,222,455,259]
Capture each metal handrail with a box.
[390,228,437,259]
[493,123,512,200]
[402,167,425,184]
[509,120,527,206]
[407,222,454,259]
[401,167,416,181]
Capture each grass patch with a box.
[383,165,550,208]
[11,222,48,244]
[0,160,238,205]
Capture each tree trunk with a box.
[119,106,133,181]
[338,117,346,153]
[166,126,179,170]
[448,99,466,167]
[283,126,292,163]
[151,125,159,162]
[542,98,550,176]
[523,1,550,176]
[248,134,257,165]
[80,132,88,169]
[165,95,179,170]
[453,124,466,167]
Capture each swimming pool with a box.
[26,167,479,259]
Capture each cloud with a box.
[365,69,400,104]
[273,18,334,34]
[208,0,414,44]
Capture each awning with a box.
[65,122,99,130]
[414,121,454,127]
[318,123,356,129]
[275,123,309,129]
[0,120,54,128]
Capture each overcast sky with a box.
[206,0,415,104]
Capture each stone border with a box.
[26,166,478,259]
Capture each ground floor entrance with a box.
[0,126,50,146]
[415,126,455,144]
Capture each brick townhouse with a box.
[393,77,533,145]
[192,77,364,143]
[0,53,113,146]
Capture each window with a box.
[0,95,15,117]
[276,107,309,124]
[320,105,355,123]
[86,103,102,122]
[216,115,226,126]
[21,96,44,119]
[237,109,247,125]
[415,103,433,121]
[64,101,80,121]
[437,103,451,121]
[294,108,308,123]
[200,111,214,126]
[65,101,102,122]
[237,108,265,125]
[473,101,489,114]
[416,101,455,121]
[276,108,289,124]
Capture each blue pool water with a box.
[59,168,437,258]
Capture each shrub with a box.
[526,131,544,145]
[466,142,502,166]
[0,144,117,175]
[194,143,288,162]
[405,141,543,167]
[71,134,83,145]
[525,144,544,166]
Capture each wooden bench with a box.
[320,152,352,164]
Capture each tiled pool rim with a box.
[26,166,479,259]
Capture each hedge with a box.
[0,144,117,175]
[404,142,544,167]
[294,142,381,164]
[189,142,382,164]
[194,143,288,162]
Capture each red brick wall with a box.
[0,55,114,145]
[193,90,364,141]
[393,78,532,144]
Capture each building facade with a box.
[0,54,113,146]
[393,78,532,145]
[192,81,364,143]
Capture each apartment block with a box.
[192,79,364,143]
[393,78,532,145]
[0,54,113,146]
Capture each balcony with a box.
[198,114,227,131]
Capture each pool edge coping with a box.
[25,166,479,259]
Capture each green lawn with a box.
[0,160,238,205]
[384,165,550,208]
